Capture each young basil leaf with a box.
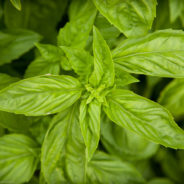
[0,134,39,183]
[94,13,120,40]
[68,0,91,21]
[159,79,184,119]
[101,116,158,161]
[0,29,41,66]
[61,46,93,83]
[169,0,184,23]
[104,89,184,149]
[94,13,121,48]
[0,75,82,116]
[25,44,64,77]
[36,43,63,62]
[92,0,157,38]
[87,151,145,184]
[89,26,114,88]
[113,29,184,78]
[10,0,21,10]
[41,105,86,184]
[80,99,101,161]
[115,67,139,88]
[4,0,67,43]
[57,0,97,48]
[0,73,19,90]
[25,57,60,78]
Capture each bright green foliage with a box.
[41,105,86,184]
[87,151,145,184]
[104,89,184,149]
[0,134,39,183]
[94,13,121,48]
[58,0,97,48]
[0,75,82,115]
[0,29,41,65]
[92,0,157,38]
[101,117,158,161]
[113,30,184,78]
[80,99,101,161]
[0,73,19,89]
[115,67,139,88]
[61,46,93,83]
[25,44,63,77]
[1,0,184,183]
[10,0,21,10]
[159,79,184,119]
[169,0,184,23]
[89,27,114,88]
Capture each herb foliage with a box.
[0,0,184,183]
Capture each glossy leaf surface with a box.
[92,0,157,37]
[0,134,39,183]
[113,30,184,78]
[104,89,184,149]
[0,75,82,116]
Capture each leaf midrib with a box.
[113,49,184,61]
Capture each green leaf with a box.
[94,13,121,48]
[57,0,97,48]
[25,57,60,78]
[113,29,184,78]
[79,99,101,161]
[61,46,93,83]
[89,26,114,88]
[115,67,139,88]
[0,111,32,132]
[0,73,32,132]
[94,13,120,40]
[92,0,157,38]
[0,29,41,66]
[159,79,184,119]
[169,0,184,23]
[0,73,19,90]
[0,75,82,116]
[5,0,67,43]
[25,44,64,77]
[152,0,171,30]
[10,0,21,10]
[0,134,39,183]
[87,151,145,184]
[41,105,86,184]
[156,149,184,183]
[36,43,63,62]
[104,89,184,149]
[101,116,158,161]
[29,116,51,144]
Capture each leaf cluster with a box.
[0,0,184,183]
